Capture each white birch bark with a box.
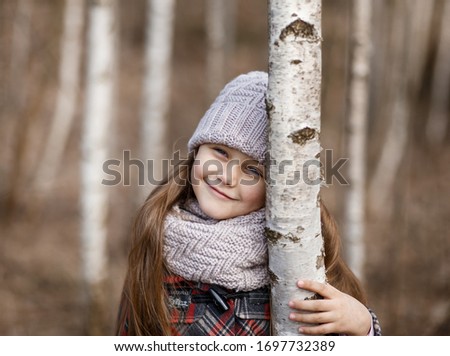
[140,0,175,197]
[267,0,325,336]
[343,0,372,281]
[205,0,236,102]
[35,0,84,192]
[426,0,450,146]
[81,0,116,287]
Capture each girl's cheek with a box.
[191,163,203,185]
[249,181,265,209]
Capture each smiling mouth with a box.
[206,183,236,200]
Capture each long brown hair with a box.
[116,155,194,335]
[116,156,367,335]
[320,202,367,305]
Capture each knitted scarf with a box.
[163,200,269,292]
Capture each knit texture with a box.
[188,71,268,163]
[163,199,269,292]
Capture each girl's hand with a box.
[288,280,372,336]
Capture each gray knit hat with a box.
[188,71,268,163]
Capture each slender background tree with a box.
[343,0,372,281]
[81,0,117,335]
[34,0,84,193]
[140,0,175,198]
[205,0,236,102]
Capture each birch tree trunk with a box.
[266,0,325,336]
[140,0,175,198]
[81,0,117,335]
[426,0,450,146]
[205,0,236,102]
[343,0,372,281]
[35,0,84,192]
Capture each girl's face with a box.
[191,144,265,220]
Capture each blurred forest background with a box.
[0,0,449,335]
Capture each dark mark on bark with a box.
[279,19,316,42]
[265,227,283,244]
[316,247,325,269]
[268,268,279,284]
[265,228,301,244]
[288,127,317,145]
[285,232,300,243]
[304,293,323,301]
[265,99,275,114]
[290,59,302,65]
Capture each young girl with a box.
[116,71,381,336]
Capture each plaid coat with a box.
[117,275,382,336]
[166,275,270,336]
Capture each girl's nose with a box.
[221,161,240,186]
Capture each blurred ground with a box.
[0,0,449,335]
